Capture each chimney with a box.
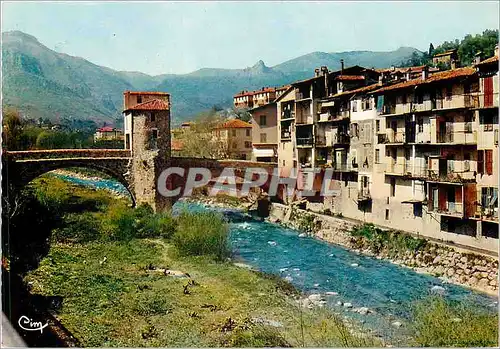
[340,59,344,74]
[378,73,385,86]
[450,58,457,70]
[421,66,429,81]
[314,68,320,77]
[321,66,330,95]
[474,52,482,65]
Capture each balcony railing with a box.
[281,130,292,140]
[432,202,464,217]
[296,113,314,124]
[358,187,371,201]
[334,133,350,144]
[296,136,314,146]
[333,162,353,172]
[315,135,327,147]
[381,104,396,115]
[385,131,406,143]
[281,110,295,120]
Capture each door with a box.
[432,187,439,211]
[484,76,493,107]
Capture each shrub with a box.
[53,212,102,243]
[173,211,230,261]
[411,296,498,347]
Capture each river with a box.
[52,172,498,345]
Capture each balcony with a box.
[296,113,314,124]
[384,131,406,144]
[358,187,371,201]
[296,136,314,147]
[281,110,295,120]
[296,91,311,101]
[281,130,292,140]
[333,133,350,145]
[380,104,396,115]
[315,135,327,147]
[433,202,464,218]
[333,162,354,172]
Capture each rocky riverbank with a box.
[187,195,498,296]
[268,202,499,296]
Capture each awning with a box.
[321,101,335,107]
[253,148,275,158]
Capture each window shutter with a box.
[485,150,493,175]
[478,150,484,175]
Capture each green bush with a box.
[411,296,498,347]
[173,211,230,261]
[53,212,102,243]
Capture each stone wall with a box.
[269,203,499,295]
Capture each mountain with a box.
[2,31,420,126]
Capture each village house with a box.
[212,119,253,160]
[94,126,124,141]
[432,49,459,67]
[249,102,278,162]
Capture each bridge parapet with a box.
[4,149,131,161]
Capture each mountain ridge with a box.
[2,30,420,126]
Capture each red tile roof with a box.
[216,119,252,129]
[373,67,477,93]
[97,126,116,132]
[330,83,381,98]
[475,55,499,66]
[124,91,170,96]
[234,91,254,98]
[124,98,170,112]
[335,75,365,81]
[433,49,457,58]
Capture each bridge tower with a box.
[123,91,172,211]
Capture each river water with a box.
[53,173,498,345]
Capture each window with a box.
[282,160,285,166]
[352,101,357,112]
[385,209,390,220]
[402,94,407,104]
[232,129,237,137]
[137,96,142,103]
[260,133,267,143]
[480,110,497,132]
[446,86,452,100]
[246,129,251,137]
[152,129,158,139]
[375,149,380,164]
[464,153,471,171]
[245,141,252,148]
[150,112,156,122]
[418,118,424,133]
[232,142,237,149]
[351,123,359,138]
[259,115,267,126]
[478,150,484,175]
[413,203,423,217]
[376,120,380,133]
[390,178,396,197]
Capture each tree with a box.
[428,43,435,56]
[2,108,23,150]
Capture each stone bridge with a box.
[2,149,278,211]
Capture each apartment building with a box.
[271,51,499,252]
[233,91,254,109]
[249,102,278,162]
[212,119,253,160]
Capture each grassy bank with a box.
[8,174,498,347]
[17,175,376,347]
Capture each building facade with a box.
[249,103,278,162]
[212,119,253,160]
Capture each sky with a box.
[2,1,499,76]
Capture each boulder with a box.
[343,302,353,308]
[430,285,446,295]
[308,294,322,302]
[392,321,403,328]
[357,307,370,315]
